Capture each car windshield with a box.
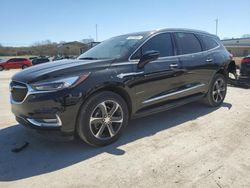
[78,35,145,60]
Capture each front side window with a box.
[175,33,202,55]
[131,33,173,59]
[199,35,219,50]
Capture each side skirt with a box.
[131,93,205,119]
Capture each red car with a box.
[240,55,250,76]
[0,58,32,71]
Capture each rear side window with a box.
[199,35,219,50]
[8,58,27,62]
[175,33,202,55]
[8,58,17,62]
[132,33,173,59]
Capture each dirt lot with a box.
[0,70,250,188]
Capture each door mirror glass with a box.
[137,50,160,68]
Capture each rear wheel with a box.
[0,66,4,71]
[22,65,28,69]
[204,74,227,107]
[77,91,129,146]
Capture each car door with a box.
[6,59,17,69]
[173,32,207,95]
[17,58,24,68]
[198,34,221,83]
[131,33,186,110]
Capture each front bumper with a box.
[15,116,74,140]
[11,85,84,136]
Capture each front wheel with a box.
[204,74,227,107]
[77,91,129,146]
[0,66,4,71]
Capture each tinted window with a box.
[8,58,17,62]
[199,35,219,50]
[16,58,24,62]
[175,33,202,55]
[132,33,173,59]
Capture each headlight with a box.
[31,73,90,91]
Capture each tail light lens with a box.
[241,58,250,64]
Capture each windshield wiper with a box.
[78,57,98,60]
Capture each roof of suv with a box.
[118,28,218,39]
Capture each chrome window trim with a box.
[112,43,220,67]
[198,34,220,51]
[128,31,174,61]
[142,84,205,104]
[128,31,221,62]
[10,80,56,105]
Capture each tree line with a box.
[0,40,88,57]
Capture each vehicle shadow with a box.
[0,102,232,182]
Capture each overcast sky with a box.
[1,0,250,46]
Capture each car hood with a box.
[12,59,114,83]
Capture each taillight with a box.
[241,58,250,63]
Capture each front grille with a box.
[10,81,28,102]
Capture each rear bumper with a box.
[237,75,250,87]
[240,64,250,76]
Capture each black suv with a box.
[10,29,232,146]
[32,57,50,65]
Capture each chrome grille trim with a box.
[10,80,56,104]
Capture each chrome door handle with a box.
[170,64,179,68]
[206,58,213,62]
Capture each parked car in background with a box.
[0,58,32,71]
[52,55,65,61]
[10,28,234,146]
[234,55,250,87]
[240,55,250,76]
[29,56,38,61]
[32,57,50,65]
[52,55,76,61]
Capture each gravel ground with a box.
[0,70,250,188]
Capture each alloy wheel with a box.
[89,100,123,140]
[212,78,226,103]
[22,65,28,69]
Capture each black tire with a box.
[0,66,4,71]
[22,65,28,69]
[204,74,227,107]
[77,91,129,146]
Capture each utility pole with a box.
[215,18,218,36]
[95,24,98,42]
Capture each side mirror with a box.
[137,50,160,68]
